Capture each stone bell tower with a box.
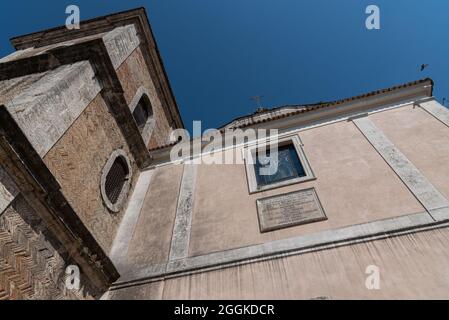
[0,8,182,299]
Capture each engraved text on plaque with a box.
[256,188,327,232]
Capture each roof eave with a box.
[221,78,434,130]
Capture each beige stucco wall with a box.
[109,225,449,299]
[122,104,446,266]
[371,104,449,201]
[189,117,424,256]
[43,94,139,253]
[116,47,173,149]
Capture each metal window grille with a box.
[105,156,129,204]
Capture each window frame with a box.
[244,134,315,194]
[101,149,133,213]
[132,99,151,133]
[129,87,155,145]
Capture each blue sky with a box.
[1,1,448,133]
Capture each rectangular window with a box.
[245,135,315,193]
[255,143,306,186]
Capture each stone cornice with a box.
[148,79,434,165]
[0,37,152,168]
[221,78,433,130]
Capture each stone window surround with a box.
[101,149,133,213]
[244,134,316,194]
[129,86,155,146]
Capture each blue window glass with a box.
[254,144,306,187]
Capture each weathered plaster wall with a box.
[43,94,139,253]
[109,225,449,299]
[124,165,184,268]
[189,118,424,256]
[116,47,173,149]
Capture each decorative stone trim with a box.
[100,149,133,213]
[244,134,316,194]
[129,86,155,146]
[169,164,198,261]
[103,25,140,70]
[418,99,449,128]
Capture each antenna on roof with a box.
[250,95,265,113]
[250,95,263,108]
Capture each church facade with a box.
[1,8,449,300]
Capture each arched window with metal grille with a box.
[105,156,129,204]
[101,150,132,212]
[132,94,153,133]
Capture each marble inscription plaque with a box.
[256,188,327,232]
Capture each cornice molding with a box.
[148,80,434,164]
